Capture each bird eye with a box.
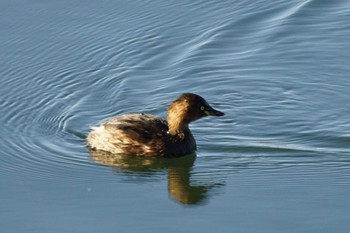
[200,106,205,111]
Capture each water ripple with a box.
[1,0,350,186]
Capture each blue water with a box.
[1,0,350,232]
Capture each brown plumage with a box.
[87,93,224,157]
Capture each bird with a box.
[87,93,224,157]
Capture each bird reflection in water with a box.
[89,150,224,205]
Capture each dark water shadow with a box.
[89,150,224,206]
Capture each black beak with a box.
[206,106,225,116]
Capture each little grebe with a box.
[87,93,224,157]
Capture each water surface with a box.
[1,0,350,232]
